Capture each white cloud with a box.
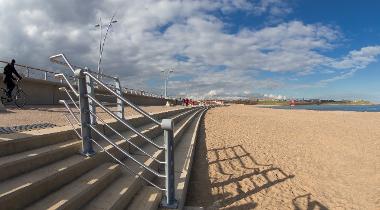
[307,46,380,87]
[264,93,287,100]
[0,0,379,99]
[330,46,380,69]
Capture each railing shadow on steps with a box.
[49,53,180,208]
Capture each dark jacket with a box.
[3,64,22,82]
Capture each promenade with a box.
[0,105,183,128]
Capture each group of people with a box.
[2,59,22,100]
[182,98,194,106]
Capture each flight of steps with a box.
[0,106,208,210]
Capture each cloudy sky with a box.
[1,0,380,101]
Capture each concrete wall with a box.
[0,73,178,106]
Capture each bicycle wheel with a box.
[0,97,5,105]
[14,90,27,108]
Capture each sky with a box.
[0,0,380,101]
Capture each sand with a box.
[0,105,183,127]
[186,105,379,209]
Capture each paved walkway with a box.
[0,105,184,127]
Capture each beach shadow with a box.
[186,116,294,209]
[292,194,329,210]
[207,145,294,209]
[208,145,273,173]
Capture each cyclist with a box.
[3,59,22,100]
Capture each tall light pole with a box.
[161,68,174,99]
[94,14,118,78]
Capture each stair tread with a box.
[82,109,200,210]
[26,162,121,210]
[81,175,135,210]
[81,135,163,210]
[0,154,84,197]
[0,119,162,196]
[0,108,195,210]
[0,139,80,167]
[126,186,162,210]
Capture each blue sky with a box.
[206,0,380,101]
[0,1,380,101]
[289,1,380,101]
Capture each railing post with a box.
[161,119,177,208]
[75,68,95,157]
[115,78,124,119]
[44,72,47,80]
[85,68,96,125]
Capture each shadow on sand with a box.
[292,194,329,210]
[208,145,294,209]
[186,118,295,209]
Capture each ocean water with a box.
[269,104,380,112]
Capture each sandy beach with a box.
[186,105,380,209]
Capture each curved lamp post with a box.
[94,14,118,78]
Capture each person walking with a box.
[3,59,22,99]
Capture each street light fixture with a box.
[161,68,174,99]
[94,14,118,78]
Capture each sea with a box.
[268,104,380,112]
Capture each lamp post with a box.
[161,68,174,99]
[94,14,118,78]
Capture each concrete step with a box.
[126,186,162,210]
[0,107,192,157]
[0,154,92,210]
[0,107,197,210]
[0,121,155,210]
[26,163,121,210]
[82,108,203,210]
[0,139,80,181]
[0,126,78,157]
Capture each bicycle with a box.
[1,79,27,108]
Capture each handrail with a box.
[55,74,79,96]
[49,54,119,80]
[49,54,76,73]
[88,124,166,178]
[84,72,161,125]
[0,60,56,74]
[59,100,80,123]
[59,87,80,110]
[85,68,119,80]
[91,139,166,191]
[59,78,165,164]
[49,54,161,99]
[87,109,165,164]
[87,94,165,150]
[63,114,82,139]
[59,100,82,139]
[53,55,178,205]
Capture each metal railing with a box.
[51,53,178,208]
[0,60,61,81]
[0,59,163,99]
